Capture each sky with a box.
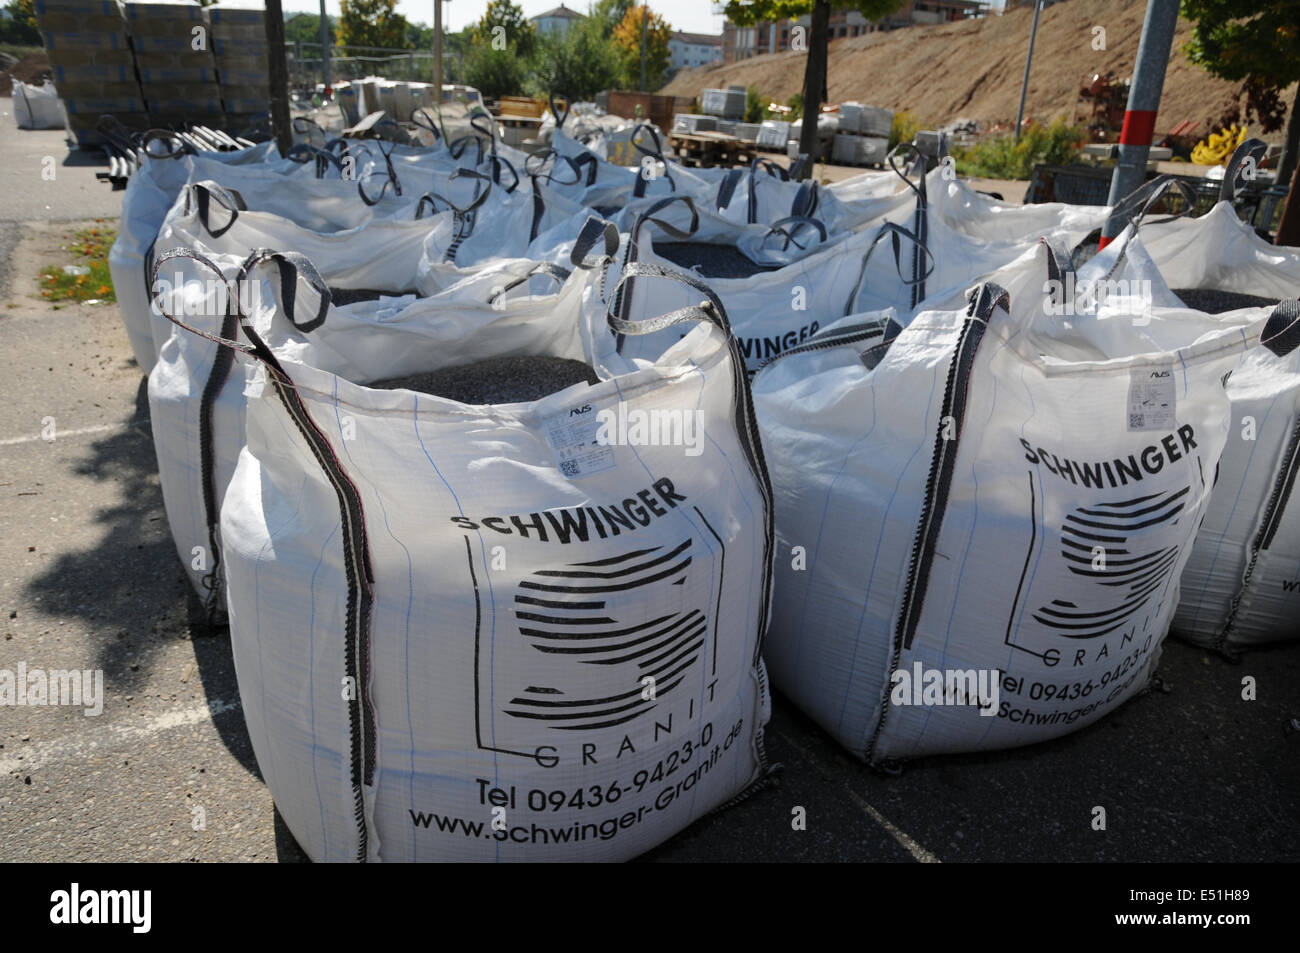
[279,1,733,38]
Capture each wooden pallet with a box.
[669,131,757,169]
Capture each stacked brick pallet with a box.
[208,2,270,126]
[34,0,146,145]
[832,101,892,168]
[32,0,270,146]
[122,0,224,127]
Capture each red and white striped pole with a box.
[1099,0,1181,250]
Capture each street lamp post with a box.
[641,1,649,92]
[433,0,444,95]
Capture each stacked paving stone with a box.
[33,0,146,145]
[120,0,225,127]
[208,2,269,124]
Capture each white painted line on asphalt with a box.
[776,726,940,863]
[844,788,941,864]
[0,419,150,448]
[0,697,241,775]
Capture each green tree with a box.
[284,13,336,49]
[532,10,622,100]
[464,44,527,99]
[338,0,409,50]
[589,0,636,38]
[472,0,538,60]
[611,5,671,91]
[722,0,904,177]
[0,0,40,46]
[1181,0,1300,242]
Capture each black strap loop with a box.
[410,108,443,145]
[1038,235,1077,308]
[632,194,699,245]
[716,168,743,211]
[1261,299,1300,358]
[549,93,571,130]
[570,217,620,268]
[1222,137,1269,203]
[487,153,520,193]
[240,248,331,334]
[469,112,498,156]
[761,215,828,255]
[187,182,247,238]
[792,180,820,220]
[604,261,731,337]
[753,156,788,181]
[844,221,936,316]
[355,139,403,205]
[887,143,927,199]
[286,143,343,178]
[487,262,572,305]
[448,133,486,166]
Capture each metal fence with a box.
[285,43,468,91]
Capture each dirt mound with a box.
[660,0,1292,142]
[0,51,53,98]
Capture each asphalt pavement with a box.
[0,126,1296,863]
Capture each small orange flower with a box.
[97,285,110,295]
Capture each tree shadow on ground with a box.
[24,375,259,777]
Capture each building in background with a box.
[723,0,986,63]
[530,4,586,37]
[668,30,723,71]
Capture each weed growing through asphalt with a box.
[37,222,117,305]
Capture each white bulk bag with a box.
[413,169,592,277]
[613,190,1096,370]
[549,128,713,211]
[148,245,584,613]
[714,159,847,234]
[751,240,1295,763]
[182,252,774,861]
[928,169,1111,241]
[1137,197,1300,650]
[110,137,282,374]
[150,180,438,357]
[12,80,65,129]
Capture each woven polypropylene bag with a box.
[751,239,1295,763]
[147,243,580,614]
[110,140,281,374]
[1138,201,1300,650]
[170,252,775,861]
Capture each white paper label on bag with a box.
[543,404,617,478]
[1127,367,1176,431]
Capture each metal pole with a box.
[434,0,443,97]
[1014,0,1042,142]
[1099,0,1181,247]
[641,2,648,92]
[318,0,330,91]
[264,0,292,154]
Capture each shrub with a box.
[889,109,920,150]
[953,118,1087,180]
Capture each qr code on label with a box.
[1129,414,1144,428]
[559,459,580,477]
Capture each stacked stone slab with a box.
[832,102,892,168]
[208,2,269,125]
[121,0,224,126]
[33,0,146,145]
